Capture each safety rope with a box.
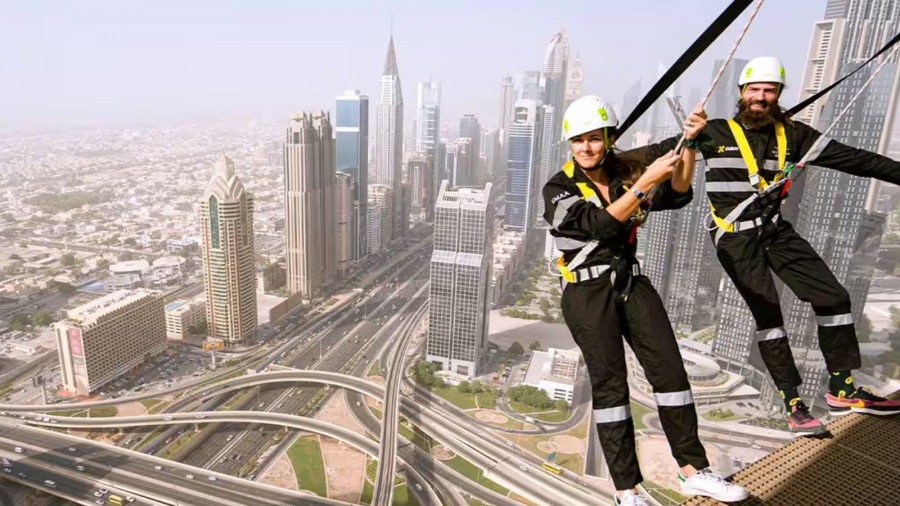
[616,0,756,138]
[675,0,765,154]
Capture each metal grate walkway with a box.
[681,391,900,505]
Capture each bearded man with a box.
[686,56,900,435]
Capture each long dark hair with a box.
[600,147,646,188]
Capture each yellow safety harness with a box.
[707,119,787,235]
[555,161,641,291]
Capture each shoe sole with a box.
[827,407,853,417]
[791,427,827,438]
[851,407,900,416]
[680,486,749,503]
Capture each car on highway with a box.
[196,414,206,419]
[185,474,194,480]
[154,465,164,470]
[164,415,173,421]
[519,465,530,472]
[414,483,423,491]
[1,468,10,474]
[68,446,77,452]
[13,447,24,453]
[208,476,217,481]
[76,465,85,471]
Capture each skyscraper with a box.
[416,81,441,155]
[369,184,394,254]
[533,104,557,227]
[335,89,369,261]
[200,155,257,344]
[335,172,354,276]
[707,58,749,121]
[782,0,900,401]
[407,154,431,223]
[284,112,337,299]
[427,181,494,378]
[458,114,482,185]
[564,52,583,111]
[513,71,542,102]
[375,35,405,242]
[542,28,570,115]
[506,100,542,232]
[499,75,515,139]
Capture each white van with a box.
[44,479,57,488]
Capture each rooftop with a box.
[683,390,900,505]
[67,288,159,325]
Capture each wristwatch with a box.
[630,187,646,200]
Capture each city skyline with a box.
[2,1,830,131]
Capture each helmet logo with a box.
[745,67,753,79]
[563,119,569,134]
[779,66,785,80]
[597,108,608,121]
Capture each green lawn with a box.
[475,394,496,409]
[507,400,554,414]
[531,409,571,423]
[701,410,744,422]
[287,436,327,497]
[631,401,654,431]
[139,398,161,409]
[431,386,477,410]
[87,406,117,417]
[360,480,373,504]
[444,456,509,495]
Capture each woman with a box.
[542,95,747,506]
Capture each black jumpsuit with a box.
[543,152,709,490]
[697,118,900,390]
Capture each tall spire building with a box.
[375,35,406,242]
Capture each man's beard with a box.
[736,98,785,129]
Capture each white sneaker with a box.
[614,490,649,506]
[678,468,748,502]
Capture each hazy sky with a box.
[1,0,828,131]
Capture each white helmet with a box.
[738,56,786,86]
[562,95,618,141]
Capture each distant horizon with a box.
[1,1,835,133]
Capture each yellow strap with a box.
[774,122,786,181]
[558,162,600,282]
[710,120,788,232]
[709,201,734,232]
[726,118,767,190]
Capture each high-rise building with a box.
[783,0,900,401]
[200,155,257,344]
[369,184,393,254]
[284,112,337,299]
[416,81,441,155]
[427,181,494,378]
[499,75,515,139]
[56,289,167,395]
[534,104,557,227]
[506,100,542,232]
[407,154,431,223]
[335,89,369,261]
[458,114,482,185]
[367,197,383,254]
[707,58,749,121]
[375,35,405,242]
[446,138,473,187]
[481,128,501,179]
[513,71,542,102]
[564,52,583,111]
[335,172,355,276]
[542,28,570,113]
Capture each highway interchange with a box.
[0,235,617,506]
